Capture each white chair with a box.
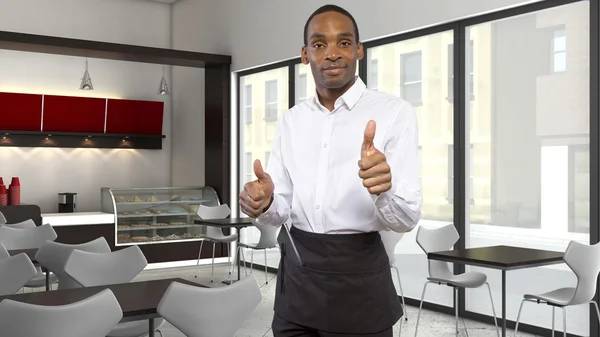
[195,204,239,283]
[514,240,600,337]
[35,237,111,290]
[64,245,165,337]
[380,230,408,324]
[157,274,262,337]
[238,221,278,284]
[2,219,36,229]
[0,211,6,224]
[0,243,37,295]
[414,224,499,337]
[0,223,57,250]
[0,288,123,337]
[0,223,59,289]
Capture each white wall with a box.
[173,0,544,72]
[0,0,173,213]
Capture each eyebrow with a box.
[309,32,354,40]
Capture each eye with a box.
[340,41,351,47]
[312,43,325,49]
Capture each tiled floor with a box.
[129,263,541,337]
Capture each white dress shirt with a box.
[255,77,422,234]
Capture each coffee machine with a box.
[58,192,77,213]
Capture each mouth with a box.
[323,65,346,76]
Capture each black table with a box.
[8,248,51,291]
[0,277,204,337]
[194,217,255,284]
[428,245,565,337]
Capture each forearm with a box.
[255,193,291,227]
[373,181,422,233]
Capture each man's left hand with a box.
[358,120,392,195]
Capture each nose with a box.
[325,45,341,62]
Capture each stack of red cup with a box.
[0,183,6,206]
[8,177,20,206]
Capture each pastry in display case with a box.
[101,186,220,246]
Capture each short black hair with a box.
[303,4,360,46]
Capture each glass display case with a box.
[101,186,220,246]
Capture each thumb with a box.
[253,159,270,181]
[361,120,376,158]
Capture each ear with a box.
[301,46,309,65]
[357,42,364,61]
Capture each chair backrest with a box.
[0,252,37,295]
[379,230,404,266]
[2,219,37,229]
[35,237,111,290]
[0,288,123,337]
[0,224,57,250]
[65,245,147,287]
[0,242,9,259]
[157,274,261,337]
[564,241,600,305]
[416,224,459,279]
[197,204,231,238]
[0,211,6,224]
[252,221,279,249]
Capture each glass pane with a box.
[295,63,315,104]
[239,66,289,270]
[466,2,589,335]
[367,30,455,307]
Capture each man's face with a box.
[302,11,363,90]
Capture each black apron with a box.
[274,224,403,335]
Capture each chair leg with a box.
[514,299,526,337]
[210,242,216,283]
[454,287,461,337]
[591,301,600,328]
[561,307,567,337]
[392,266,408,321]
[240,247,248,276]
[484,282,499,337]
[194,240,205,278]
[414,281,432,337]
[251,249,255,273]
[264,249,269,284]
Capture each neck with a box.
[316,77,356,111]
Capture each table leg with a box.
[502,270,506,337]
[149,318,154,337]
[222,228,243,285]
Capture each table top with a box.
[0,278,203,320]
[8,248,38,264]
[427,245,565,270]
[194,217,255,228]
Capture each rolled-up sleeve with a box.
[373,102,422,233]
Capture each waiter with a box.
[239,4,422,337]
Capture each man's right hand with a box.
[239,159,275,218]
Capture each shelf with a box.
[0,130,165,149]
[117,224,200,231]
[116,237,205,246]
[116,200,209,206]
[118,212,196,219]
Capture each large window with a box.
[295,63,315,105]
[239,67,289,270]
[465,2,589,335]
[368,30,455,307]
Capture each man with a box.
[239,4,422,337]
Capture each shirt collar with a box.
[311,76,366,111]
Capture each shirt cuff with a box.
[372,183,398,208]
[255,194,278,224]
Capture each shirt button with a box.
[324,143,328,148]
[316,205,320,210]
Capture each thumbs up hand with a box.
[239,159,275,218]
[358,120,392,195]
